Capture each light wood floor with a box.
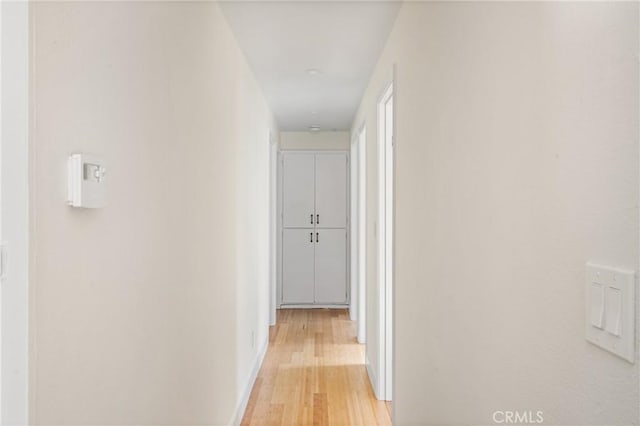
[241,309,391,426]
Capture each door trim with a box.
[1,2,30,423]
[269,132,277,326]
[355,123,366,345]
[349,134,358,321]
[376,71,395,402]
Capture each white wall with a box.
[280,131,349,151]
[353,2,639,425]
[30,2,276,424]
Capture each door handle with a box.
[310,214,314,224]
[310,232,313,243]
[316,232,319,243]
[316,214,319,225]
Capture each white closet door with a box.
[315,154,347,228]
[314,229,347,304]
[282,154,315,228]
[282,228,315,304]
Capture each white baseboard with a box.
[229,338,269,426]
[279,304,348,309]
[365,352,381,401]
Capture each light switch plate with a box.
[585,263,635,363]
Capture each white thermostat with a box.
[67,153,107,208]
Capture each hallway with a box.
[241,310,391,426]
[4,1,638,425]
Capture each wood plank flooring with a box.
[241,309,391,426]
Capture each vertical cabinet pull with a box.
[316,214,319,225]
[310,232,313,242]
[310,214,314,224]
[316,232,319,243]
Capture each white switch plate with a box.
[585,263,635,363]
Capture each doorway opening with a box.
[377,80,394,402]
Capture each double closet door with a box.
[282,152,348,305]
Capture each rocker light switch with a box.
[605,287,622,337]
[590,283,605,329]
[585,263,635,363]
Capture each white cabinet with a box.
[282,154,315,228]
[314,229,347,304]
[315,154,347,228]
[282,229,315,304]
[281,152,348,305]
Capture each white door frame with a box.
[357,126,367,344]
[351,124,366,344]
[269,132,278,326]
[377,77,394,402]
[349,137,358,321]
[0,2,30,424]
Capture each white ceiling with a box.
[220,1,402,131]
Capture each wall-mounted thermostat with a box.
[67,153,107,208]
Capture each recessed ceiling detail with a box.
[220,1,402,131]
